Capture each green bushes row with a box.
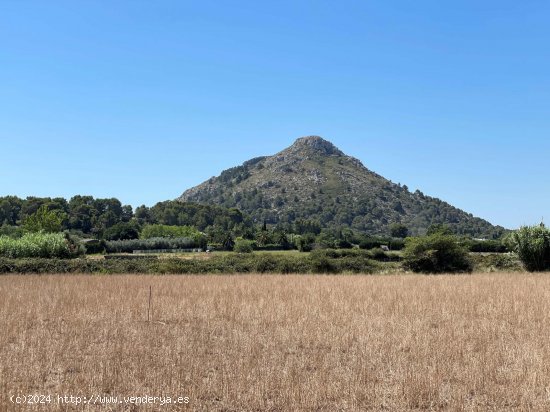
[358,237,405,251]
[0,233,83,259]
[463,239,508,253]
[0,250,382,274]
[0,257,158,274]
[140,224,205,241]
[470,253,522,272]
[104,237,202,254]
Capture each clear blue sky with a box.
[1,1,549,229]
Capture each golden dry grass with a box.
[2,273,550,411]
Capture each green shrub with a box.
[510,225,550,272]
[105,237,200,253]
[369,248,389,261]
[103,221,140,241]
[309,249,375,273]
[0,224,23,238]
[22,205,65,233]
[403,234,473,273]
[388,239,405,251]
[0,250,379,274]
[253,254,279,272]
[335,239,354,249]
[464,239,508,253]
[234,238,254,253]
[295,234,315,252]
[0,232,83,259]
[471,253,522,272]
[141,224,205,243]
[83,239,106,254]
[358,237,405,251]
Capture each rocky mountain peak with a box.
[177,135,502,237]
[286,136,344,157]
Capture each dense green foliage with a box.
[0,195,133,236]
[0,196,253,246]
[358,237,405,251]
[510,225,550,272]
[463,239,508,253]
[140,224,204,241]
[0,233,83,258]
[403,234,473,273]
[136,201,253,233]
[103,221,141,241]
[0,250,381,274]
[390,223,409,238]
[105,237,205,254]
[470,253,522,272]
[234,238,254,253]
[22,205,65,233]
[0,248,524,275]
[0,224,23,238]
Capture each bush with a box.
[0,257,158,274]
[234,238,254,253]
[403,234,473,273]
[83,239,106,254]
[295,234,315,252]
[309,249,376,273]
[0,224,23,238]
[510,225,550,272]
[22,205,65,233]
[335,239,354,249]
[105,237,200,253]
[359,237,386,250]
[103,221,140,241]
[471,253,522,272]
[141,224,205,243]
[464,239,508,253]
[0,232,83,259]
[358,237,405,251]
[388,239,405,251]
[0,250,379,274]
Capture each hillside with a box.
[178,136,505,237]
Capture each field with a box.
[2,273,550,411]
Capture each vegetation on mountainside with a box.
[178,136,505,238]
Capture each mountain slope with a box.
[178,136,504,237]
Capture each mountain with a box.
[178,136,505,237]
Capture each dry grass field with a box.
[2,273,550,411]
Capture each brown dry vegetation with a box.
[2,273,550,411]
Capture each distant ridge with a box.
[178,136,504,237]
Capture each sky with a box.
[0,0,549,229]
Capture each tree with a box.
[234,238,254,253]
[427,224,452,236]
[0,196,22,225]
[221,233,235,251]
[390,223,409,238]
[295,233,316,252]
[403,233,472,273]
[121,205,134,222]
[22,205,65,233]
[256,229,272,247]
[103,221,140,241]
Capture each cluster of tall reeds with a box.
[510,224,550,271]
